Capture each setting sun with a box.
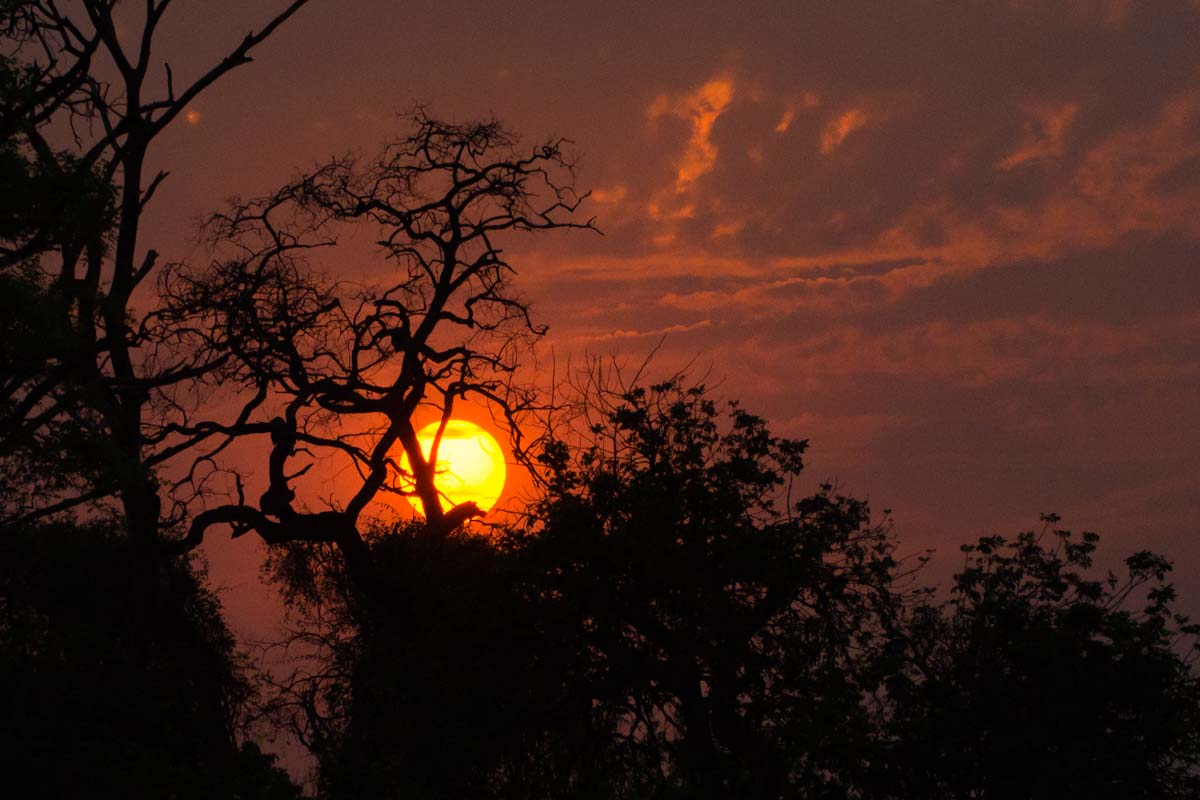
[399,420,506,517]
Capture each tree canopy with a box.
[868,519,1200,799]
[259,377,1200,799]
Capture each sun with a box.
[399,420,507,517]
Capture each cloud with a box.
[579,319,714,343]
[590,184,628,204]
[660,289,726,311]
[1064,0,1134,27]
[660,270,892,316]
[711,220,745,240]
[648,75,735,192]
[820,108,868,154]
[1068,90,1200,236]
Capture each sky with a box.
[127,1,1200,634]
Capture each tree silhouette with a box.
[868,517,1200,799]
[0,0,310,544]
[260,522,625,800]
[1,7,312,795]
[522,375,908,798]
[264,376,1200,799]
[0,520,301,799]
[170,112,593,584]
[260,376,913,798]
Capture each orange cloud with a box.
[542,88,1200,312]
[711,220,745,239]
[661,269,895,316]
[649,75,735,192]
[591,184,628,204]
[1069,91,1200,234]
[578,319,714,343]
[1066,0,1133,27]
[969,90,1200,259]
[820,109,867,154]
[775,92,818,133]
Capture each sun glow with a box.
[399,420,507,517]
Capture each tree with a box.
[143,115,596,794]
[260,522,623,800]
[171,112,593,585]
[0,7,316,794]
[0,0,310,544]
[0,520,302,799]
[869,516,1200,799]
[252,371,1200,799]
[516,374,908,798]
[255,375,909,799]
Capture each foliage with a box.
[0,521,301,799]
[524,377,906,797]
[262,523,623,800]
[262,379,910,799]
[868,516,1200,799]
[0,15,119,512]
[263,380,1200,800]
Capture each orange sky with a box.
[129,1,1200,638]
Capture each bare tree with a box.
[0,0,310,544]
[170,111,594,587]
